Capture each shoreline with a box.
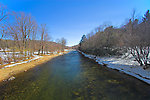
[79,51,150,85]
[0,52,69,83]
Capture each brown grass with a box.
[0,57,2,65]
[0,52,69,83]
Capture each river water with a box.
[0,51,150,100]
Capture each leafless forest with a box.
[79,10,150,67]
[0,4,67,65]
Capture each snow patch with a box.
[2,55,42,69]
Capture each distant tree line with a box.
[79,10,150,67]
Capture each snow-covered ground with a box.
[0,50,69,69]
[80,51,150,84]
[0,51,55,65]
[2,55,42,69]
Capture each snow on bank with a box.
[2,55,42,69]
[1,50,69,69]
[80,51,150,84]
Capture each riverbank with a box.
[0,52,69,83]
[79,51,150,85]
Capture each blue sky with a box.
[1,0,150,46]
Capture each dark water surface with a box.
[0,51,150,100]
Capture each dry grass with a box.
[0,57,2,65]
[0,52,69,83]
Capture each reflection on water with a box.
[0,51,150,100]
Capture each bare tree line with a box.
[0,4,67,65]
[79,10,150,68]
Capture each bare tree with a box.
[39,24,50,54]
[44,33,50,54]
[0,4,8,54]
[7,12,37,60]
[60,37,67,52]
[125,10,150,67]
[0,4,7,22]
[30,22,37,55]
[14,12,36,57]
